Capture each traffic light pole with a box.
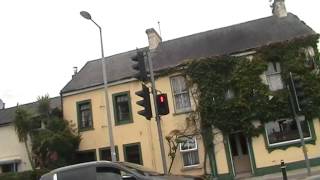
[288,72,311,176]
[146,50,168,175]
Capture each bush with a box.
[0,170,48,180]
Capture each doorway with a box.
[229,132,252,175]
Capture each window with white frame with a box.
[265,62,284,91]
[179,137,200,167]
[265,118,311,146]
[170,75,191,113]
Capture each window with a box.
[77,100,93,130]
[170,75,191,113]
[265,62,284,91]
[265,118,311,146]
[113,92,132,125]
[99,146,119,161]
[179,137,200,167]
[123,143,143,165]
[1,163,18,173]
[75,150,96,163]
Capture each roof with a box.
[61,13,316,94]
[0,97,61,126]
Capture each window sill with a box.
[266,138,316,152]
[79,127,94,132]
[181,164,202,172]
[173,109,194,116]
[115,120,133,126]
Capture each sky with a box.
[0,0,319,108]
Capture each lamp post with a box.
[80,11,117,162]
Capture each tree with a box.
[31,95,80,169]
[14,95,81,170]
[14,106,36,171]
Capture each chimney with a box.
[72,66,78,78]
[146,28,162,50]
[272,0,287,18]
[0,99,5,110]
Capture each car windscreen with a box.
[118,162,162,176]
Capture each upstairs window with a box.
[113,92,132,125]
[179,137,200,167]
[170,75,191,113]
[77,100,93,131]
[265,62,284,91]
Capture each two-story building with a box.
[61,1,319,179]
[0,97,60,174]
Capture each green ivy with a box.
[183,35,320,137]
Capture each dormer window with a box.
[265,62,284,91]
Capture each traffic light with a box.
[156,93,169,115]
[289,74,307,112]
[135,84,152,120]
[131,50,148,82]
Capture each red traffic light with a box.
[156,94,169,115]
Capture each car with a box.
[40,161,203,180]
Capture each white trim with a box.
[246,137,255,175]
[0,157,21,165]
[226,135,236,177]
[62,78,137,97]
[231,51,256,57]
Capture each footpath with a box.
[244,165,320,180]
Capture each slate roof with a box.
[61,13,316,94]
[0,97,61,126]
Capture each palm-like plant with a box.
[14,106,35,170]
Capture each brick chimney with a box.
[272,0,287,18]
[146,28,162,50]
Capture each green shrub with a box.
[0,170,47,180]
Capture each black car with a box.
[40,161,203,180]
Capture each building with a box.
[60,1,319,179]
[0,97,61,174]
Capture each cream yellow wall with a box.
[0,124,32,172]
[62,74,231,176]
[252,118,320,168]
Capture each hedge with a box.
[0,170,47,180]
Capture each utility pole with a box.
[146,50,168,174]
[288,72,311,176]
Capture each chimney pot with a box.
[0,99,5,110]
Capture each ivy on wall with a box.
[182,35,320,137]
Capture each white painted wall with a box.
[0,124,32,172]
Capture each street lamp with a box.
[80,11,117,162]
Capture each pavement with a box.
[244,165,320,180]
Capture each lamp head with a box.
[80,11,92,20]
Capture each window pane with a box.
[115,94,130,123]
[265,62,284,91]
[100,147,119,161]
[171,76,191,112]
[124,144,142,165]
[78,101,93,129]
[180,137,196,151]
[267,74,284,91]
[75,151,96,163]
[175,93,191,111]
[265,119,311,145]
[182,150,200,166]
[1,164,15,173]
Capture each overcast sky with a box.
[0,0,319,108]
